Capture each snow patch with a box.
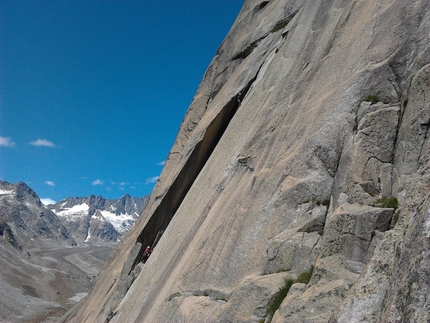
[84,226,91,242]
[56,203,89,220]
[93,212,105,220]
[0,189,14,195]
[99,210,135,233]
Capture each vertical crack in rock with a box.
[130,73,260,273]
[91,90,249,321]
[131,103,238,270]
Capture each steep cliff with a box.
[65,0,430,322]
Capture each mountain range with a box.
[0,180,147,322]
[0,180,147,247]
[48,194,147,243]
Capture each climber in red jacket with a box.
[143,246,152,262]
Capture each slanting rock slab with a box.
[64,1,430,322]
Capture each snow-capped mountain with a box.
[48,194,147,243]
[0,179,147,245]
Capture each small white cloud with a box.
[0,136,15,147]
[45,181,55,186]
[30,139,56,147]
[158,161,166,166]
[145,176,159,184]
[119,182,127,186]
[41,198,56,205]
[92,179,104,186]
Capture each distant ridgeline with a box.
[0,180,147,247]
[0,180,148,322]
[48,194,148,243]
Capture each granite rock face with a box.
[65,0,430,322]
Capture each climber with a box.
[143,246,152,262]
[236,91,243,105]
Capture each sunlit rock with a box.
[64,1,430,322]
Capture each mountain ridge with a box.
[0,180,148,322]
[0,180,148,245]
[49,193,147,243]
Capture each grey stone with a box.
[320,203,393,263]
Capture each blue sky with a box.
[0,0,243,203]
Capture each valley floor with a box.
[0,242,115,323]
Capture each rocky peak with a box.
[1,181,41,207]
[0,180,76,248]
